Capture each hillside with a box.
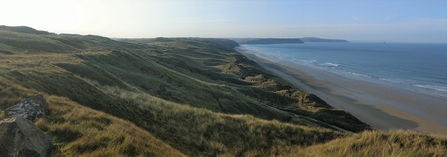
[1,26,446,156]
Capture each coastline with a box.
[237,48,447,136]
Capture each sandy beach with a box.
[238,49,447,136]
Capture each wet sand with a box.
[238,49,447,136]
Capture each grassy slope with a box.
[38,95,186,157]
[294,130,447,156]
[1,26,446,156]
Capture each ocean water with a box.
[240,42,447,98]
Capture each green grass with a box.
[1,26,446,156]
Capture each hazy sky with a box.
[1,0,446,43]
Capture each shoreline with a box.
[237,48,447,136]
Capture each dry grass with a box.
[292,130,447,157]
[101,86,346,156]
[3,84,446,157]
[36,95,185,157]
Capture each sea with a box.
[239,42,447,99]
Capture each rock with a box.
[0,116,52,157]
[5,94,48,122]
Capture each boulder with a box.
[5,94,48,122]
[0,116,52,157]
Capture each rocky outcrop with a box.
[5,94,48,122]
[1,95,52,157]
[0,116,52,157]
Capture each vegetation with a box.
[37,95,185,157]
[1,26,446,156]
[294,130,447,157]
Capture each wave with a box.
[348,72,372,78]
[379,78,401,84]
[413,84,447,92]
[319,62,339,67]
[297,59,317,65]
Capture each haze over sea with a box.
[240,42,447,99]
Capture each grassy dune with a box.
[294,130,447,156]
[1,26,446,156]
[37,95,186,157]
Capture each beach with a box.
[238,48,447,136]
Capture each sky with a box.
[1,0,446,43]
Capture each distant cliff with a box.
[299,37,348,42]
[232,37,348,44]
[238,38,304,44]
